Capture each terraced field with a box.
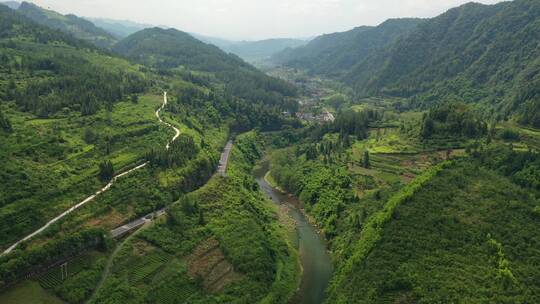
[128,251,169,284]
[39,251,103,289]
[185,238,243,293]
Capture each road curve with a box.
[157,92,181,150]
[2,92,178,255]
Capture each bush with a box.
[499,129,520,141]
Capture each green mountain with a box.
[85,17,152,39]
[273,0,540,128]
[17,1,117,48]
[348,0,540,128]
[0,2,149,248]
[113,27,248,72]
[114,27,298,113]
[272,19,422,77]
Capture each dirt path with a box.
[86,223,149,304]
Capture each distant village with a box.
[295,109,335,123]
[275,68,336,124]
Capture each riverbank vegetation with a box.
[263,79,540,303]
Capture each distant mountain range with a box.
[197,36,309,64]
[85,17,154,39]
[1,1,309,63]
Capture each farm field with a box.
[0,94,171,251]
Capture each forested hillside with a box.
[347,0,540,123]
[114,27,299,117]
[328,157,540,303]
[17,1,117,48]
[89,133,299,304]
[263,80,540,303]
[274,0,540,128]
[272,19,422,78]
[0,3,154,251]
[2,0,540,303]
[0,6,300,304]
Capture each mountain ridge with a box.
[17,1,117,48]
[272,18,423,78]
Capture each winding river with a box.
[254,161,333,304]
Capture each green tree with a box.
[83,128,97,144]
[98,160,114,182]
[0,109,12,133]
[421,115,434,139]
[198,209,206,226]
[363,150,370,169]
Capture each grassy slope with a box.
[328,161,540,303]
[0,6,200,250]
[0,94,171,250]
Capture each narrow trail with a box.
[86,223,149,304]
[156,91,181,150]
[2,92,179,256]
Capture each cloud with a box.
[28,0,507,40]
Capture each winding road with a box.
[2,92,180,256]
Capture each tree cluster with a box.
[98,160,114,182]
[145,134,200,169]
[421,103,487,139]
[0,109,12,133]
[11,53,147,117]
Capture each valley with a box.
[1,0,540,303]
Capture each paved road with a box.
[110,209,166,238]
[2,92,178,256]
[156,91,181,150]
[217,140,233,177]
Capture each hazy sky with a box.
[27,0,506,40]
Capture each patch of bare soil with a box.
[83,207,133,230]
[132,239,155,257]
[401,172,416,182]
[185,238,243,293]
